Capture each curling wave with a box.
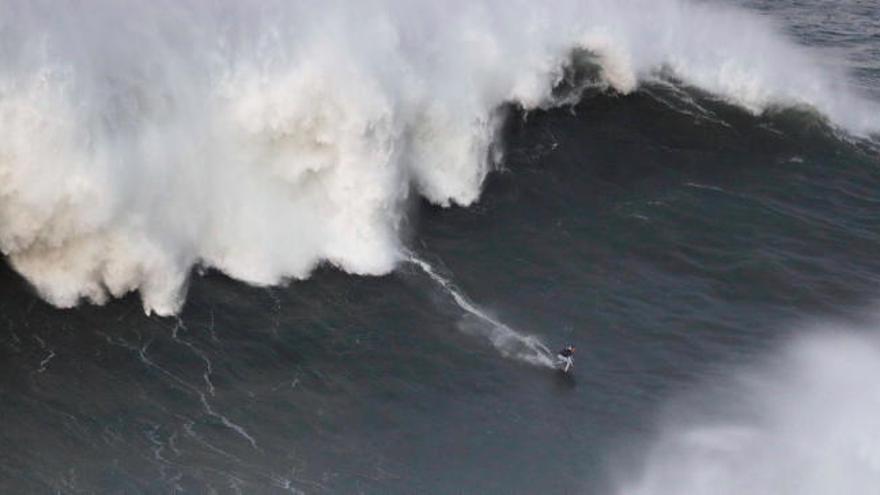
[1,0,877,314]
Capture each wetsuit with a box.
[557,348,574,371]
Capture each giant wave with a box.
[1,0,877,314]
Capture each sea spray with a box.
[1,0,877,314]
[407,255,555,368]
[616,328,880,495]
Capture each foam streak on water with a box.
[407,255,555,368]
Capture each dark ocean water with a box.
[2,1,880,494]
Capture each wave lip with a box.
[1,0,877,314]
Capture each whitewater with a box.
[618,328,880,495]
[408,255,556,367]
[1,0,878,315]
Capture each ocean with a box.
[1,0,879,493]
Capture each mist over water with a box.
[618,327,880,495]
[1,0,878,314]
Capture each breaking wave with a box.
[1,0,877,314]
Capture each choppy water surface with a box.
[1,0,879,493]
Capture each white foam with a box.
[408,255,555,367]
[1,0,876,314]
[616,327,880,495]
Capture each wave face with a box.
[1,0,878,314]
[617,329,880,495]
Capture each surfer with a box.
[557,345,575,373]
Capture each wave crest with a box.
[1,0,876,314]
